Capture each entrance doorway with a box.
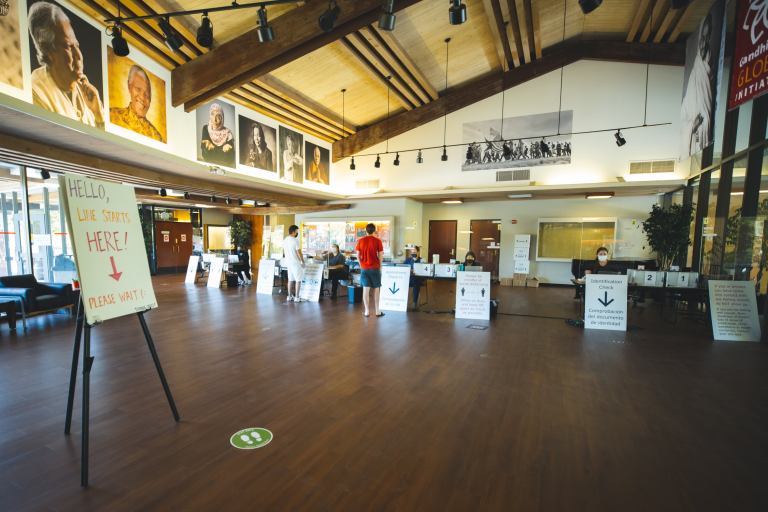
[155,221,194,273]
[428,220,457,263]
[469,219,501,279]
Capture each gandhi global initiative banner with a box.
[729,0,768,110]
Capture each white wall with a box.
[202,209,234,226]
[333,61,685,194]
[421,195,660,284]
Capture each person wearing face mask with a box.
[404,246,424,310]
[585,247,614,275]
[464,251,478,267]
[325,243,347,298]
[28,2,105,128]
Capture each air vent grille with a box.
[355,179,380,189]
[629,160,676,174]
[496,169,530,182]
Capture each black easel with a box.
[64,298,180,487]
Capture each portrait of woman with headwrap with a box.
[198,102,235,167]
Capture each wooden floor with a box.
[1,276,767,511]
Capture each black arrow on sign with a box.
[597,291,614,307]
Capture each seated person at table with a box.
[326,244,347,298]
[404,246,424,309]
[464,251,479,267]
[584,247,617,275]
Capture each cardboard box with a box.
[526,278,540,288]
[512,272,528,287]
[500,277,514,286]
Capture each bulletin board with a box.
[536,218,617,261]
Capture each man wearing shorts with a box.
[283,225,305,302]
[355,223,384,317]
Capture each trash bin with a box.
[347,286,362,304]
[226,273,239,288]
[490,299,499,318]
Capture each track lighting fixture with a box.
[416,150,423,164]
[109,24,130,56]
[159,188,167,197]
[350,157,356,171]
[226,197,231,205]
[441,146,448,161]
[379,0,396,31]
[670,0,692,8]
[615,130,626,147]
[393,153,400,166]
[578,0,602,15]
[449,0,467,25]
[183,192,190,199]
[319,0,340,32]
[159,17,184,52]
[40,170,51,180]
[210,195,216,202]
[238,199,244,206]
[374,155,381,168]
[257,6,274,42]
[197,13,213,48]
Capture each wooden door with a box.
[470,220,501,279]
[428,220,457,264]
[174,223,194,268]
[154,221,176,270]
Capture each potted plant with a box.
[642,203,694,270]
[229,218,253,250]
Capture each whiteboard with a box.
[59,175,157,324]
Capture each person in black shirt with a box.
[585,247,615,275]
[464,251,478,267]
[326,244,347,298]
[405,246,424,310]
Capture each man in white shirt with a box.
[283,224,305,302]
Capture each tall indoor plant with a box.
[642,203,694,270]
[229,217,253,250]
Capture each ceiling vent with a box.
[355,179,380,189]
[496,169,530,182]
[629,160,676,174]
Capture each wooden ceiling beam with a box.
[653,5,680,43]
[668,3,695,43]
[332,41,686,161]
[171,0,425,112]
[639,0,670,44]
[505,0,525,66]
[482,0,515,71]
[522,0,538,61]
[370,27,439,101]
[526,0,542,60]
[626,0,652,42]
[133,193,350,215]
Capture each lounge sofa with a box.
[0,274,75,330]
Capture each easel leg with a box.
[81,323,94,488]
[137,312,180,422]
[65,299,84,435]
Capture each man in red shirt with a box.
[355,223,384,317]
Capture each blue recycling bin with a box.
[347,286,362,304]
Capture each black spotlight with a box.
[374,155,381,168]
[258,6,275,42]
[441,146,448,161]
[393,153,400,166]
[238,199,244,206]
[210,195,216,202]
[350,157,356,171]
[615,130,626,147]
[184,192,190,199]
[226,197,232,205]
[671,0,692,8]
[319,0,340,33]
[449,0,467,25]
[416,150,423,164]
[40,169,51,180]
[110,25,130,57]
[578,0,603,14]
[379,0,396,31]
[197,13,214,48]
[159,188,167,197]
[159,17,184,52]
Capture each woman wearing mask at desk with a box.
[326,244,347,298]
[404,246,424,310]
[464,251,479,267]
[585,247,613,275]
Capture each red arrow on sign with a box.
[109,256,123,281]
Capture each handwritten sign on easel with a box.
[59,175,157,324]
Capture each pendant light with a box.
[441,38,451,162]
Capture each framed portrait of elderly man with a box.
[196,100,236,167]
[279,126,304,184]
[0,0,24,90]
[304,142,330,185]
[27,0,105,129]
[107,47,167,143]
[238,115,276,172]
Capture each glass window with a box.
[687,178,699,269]
[701,170,721,276]
[0,163,32,277]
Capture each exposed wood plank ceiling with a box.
[72,0,716,150]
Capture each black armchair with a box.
[0,274,75,330]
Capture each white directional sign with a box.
[299,262,324,302]
[380,266,411,312]
[207,257,225,288]
[59,174,157,324]
[455,271,491,320]
[709,280,761,342]
[513,259,530,274]
[585,274,628,331]
[184,255,199,284]
[256,259,276,295]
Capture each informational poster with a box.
[207,257,225,288]
[380,266,411,312]
[729,0,768,109]
[455,271,491,320]
[59,175,157,324]
[513,247,529,259]
[708,280,761,342]
[513,259,530,274]
[256,259,276,295]
[514,234,531,247]
[299,262,324,302]
[184,255,199,284]
[585,274,628,331]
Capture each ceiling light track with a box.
[103,0,297,25]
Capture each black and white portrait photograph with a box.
[462,111,573,171]
[238,116,277,172]
[196,100,236,167]
[279,126,304,184]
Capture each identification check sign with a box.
[256,259,276,295]
[380,266,411,312]
[584,274,627,331]
[59,175,157,324]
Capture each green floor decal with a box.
[230,428,273,449]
